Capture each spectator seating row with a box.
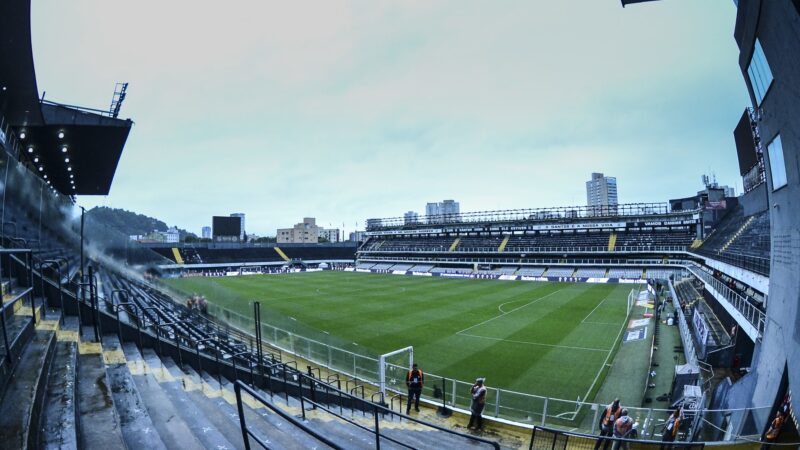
[695,206,770,274]
[361,229,695,254]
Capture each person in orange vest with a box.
[594,398,621,450]
[761,411,785,450]
[406,363,424,414]
[660,408,683,449]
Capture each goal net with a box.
[378,346,414,400]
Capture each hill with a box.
[86,206,196,240]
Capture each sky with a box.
[31,0,749,237]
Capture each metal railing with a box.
[691,250,769,277]
[362,245,689,254]
[235,370,502,450]
[0,248,35,365]
[199,298,774,442]
[685,267,765,335]
[529,425,705,450]
[234,381,344,450]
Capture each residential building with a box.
[426,199,460,223]
[403,211,419,225]
[319,228,341,243]
[585,173,618,216]
[349,231,367,242]
[277,217,319,244]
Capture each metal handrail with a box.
[234,381,345,450]
[293,370,501,449]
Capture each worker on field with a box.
[406,363,424,414]
[660,408,683,449]
[611,409,635,450]
[467,377,487,431]
[594,398,621,450]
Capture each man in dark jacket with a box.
[467,378,487,430]
[406,363,424,414]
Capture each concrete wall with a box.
[725,0,800,432]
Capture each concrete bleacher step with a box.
[41,339,79,449]
[119,342,215,449]
[194,364,384,449]
[101,335,168,450]
[161,357,322,450]
[77,331,127,450]
[0,314,34,373]
[0,329,56,449]
[139,348,239,450]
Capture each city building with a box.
[277,217,319,243]
[319,228,340,243]
[201,226,211,239]
[349,231,367,242]
[403,211,419,225]
[230,213,245,239]
[585,173,618,216]
[129,227,179,243]
[425,199,460,224]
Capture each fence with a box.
[529,426,705,450]
[685,266,765,336]
[178,284,773,443]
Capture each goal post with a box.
[378,346,414,399]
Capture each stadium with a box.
[0,1,798,449]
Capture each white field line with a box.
[455,287,567,335]
[580,295,610,323]
[458,333,610,352]
[569,292,634,420]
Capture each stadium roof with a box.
[0,0,132,196]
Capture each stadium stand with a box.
[607,268,644,279]
[152,243,356,265]
[544,267,575,277]
[695,205,770,275]
[574,267,607,278]
[516,267,546,277]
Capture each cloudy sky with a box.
[32,0,748,236]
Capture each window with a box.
[747,39,774,106]
[767,135,787,191]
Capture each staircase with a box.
[720,215,756,253]
[607,233,617,252]
[448,237,461,252]
[171,247,184,265]
[497,235,510,253]
[274,246,291,262]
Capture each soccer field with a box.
[165,272,633,403]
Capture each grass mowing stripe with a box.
[455,286,567,334]
[164,272,631,401]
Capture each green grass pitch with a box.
[165,271,633,404]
